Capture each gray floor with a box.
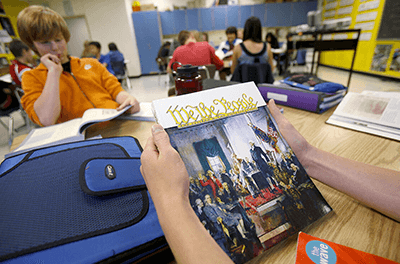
[1,66,399,162]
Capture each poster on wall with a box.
[390,49,400,72]
[0,1,5,15]
[370,45,392,72]
[0,17,15,36]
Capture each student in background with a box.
[266,32,281,73]
[167,30,223,73]
[201,32,215,49]
[140,99,400,263]
[88,41,114,75]
[17,5,139,127]
[266,32,279,50]
[191,30,201,42]
[9,39,36,86]
[237,29,243,40]
[216,26,242,59]
[81,40,95,58]
[230,16,274,74]
[216,26,242,80]
[107,42,125,80]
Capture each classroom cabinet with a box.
[157,1,317,34]
[132,11,162,74]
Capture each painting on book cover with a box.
[166,105,332,264]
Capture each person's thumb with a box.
[151,124,172,153]
[267,99,283,121]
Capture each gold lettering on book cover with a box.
[166,93,258,128]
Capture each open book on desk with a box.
[152,82,332,263]
[326,91,400,141]
[6,106,132,158]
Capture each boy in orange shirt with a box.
[17,5,139,126]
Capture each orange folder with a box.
[295,232,398,264]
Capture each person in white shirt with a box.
[215,26,242,80]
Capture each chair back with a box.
[110,61,126,78]
[231,63,274,85]
[198,64,216,80]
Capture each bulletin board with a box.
[320,0,400,79]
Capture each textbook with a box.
[7,106,132,158]
[152,82,333,263]
[295,232,398,264]
[326,91,400,141]
[117,102,155,122]
[258,83,346,113]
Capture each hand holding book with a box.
[267,99,311,164]
[140,124,234,264]
[140,124,190,208]
[267,100,400,223]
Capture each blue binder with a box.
[0,137,170,263]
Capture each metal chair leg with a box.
[125,75,132,90]
[8,116,14,146]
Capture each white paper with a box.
[358,0,380,12]
[0,30,12,43]
[354,22,375,31]
[359,32,372,41]
[334,34,348,40]
[338,6,353,15]
[324,10,336,18]
[152,82,266,129]
[325,1,338,10]
[356,11,378,22]
[340,0,354,6]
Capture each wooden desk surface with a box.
[9,106,400,263]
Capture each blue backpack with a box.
[0,137,171,263]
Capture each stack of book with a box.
[258,74,347,113]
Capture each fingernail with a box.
[152,124,164,133]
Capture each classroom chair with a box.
[0,86,31,146]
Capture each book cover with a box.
[295,232,398,264]
[152,83,332,263]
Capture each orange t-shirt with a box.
[21,56,124,126]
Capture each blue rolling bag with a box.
[0,137,172,263]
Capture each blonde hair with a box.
[191,30,201,42]
[17,5,70,54]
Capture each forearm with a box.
[155,199,233,264]
[303,145,400,222]
[33,70,61,126]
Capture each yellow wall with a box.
[0,0,30,62]
[320,0,400,79]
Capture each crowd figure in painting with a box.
[188,141,324,262]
